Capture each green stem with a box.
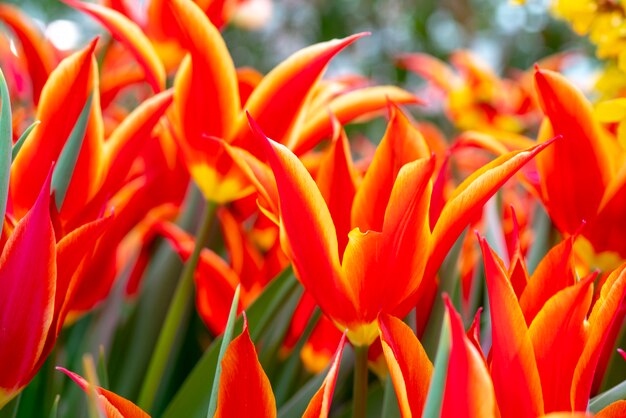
[352,345,369,418]
[137,201,217,412]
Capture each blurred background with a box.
[0,0,591,81]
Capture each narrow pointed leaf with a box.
[11,121,39,161]
[421,310,451,418]
[51,92,93,210]
[0,69,11,233]
[207,285,241,418]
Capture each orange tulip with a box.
[246,102,556,346]
[479,234,626,415]
[534,68,626,259]
[158,0,419,203]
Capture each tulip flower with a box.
[246,103,556,346]
[533,67,626,261]
[478,234,626,415]
[155,0,419,204]
[0,174,110,407]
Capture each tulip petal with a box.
[572,263,626,410]
[102,89,173,194]
[250,115,356,327]
[233,33,367,156]
[528,276,594,413]
[0,173,55,398]
[316,120,358,254]
[378,314,432,418]
[64,0,166,92]
[351,103,430,233]
[479,235,544,418]
[170,0,239,143]
[57,367,149,418]
[291,86,421,155]
[0,4,56,104]
[441,296,497,418]
[214,318,277,418]
[519,236,577,324]
[342,157,433,334]
[429,138,556,283]
[534,68,616,233]
[302,332,347,418]
[10,39,104,219]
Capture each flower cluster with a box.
[1,1,626,417]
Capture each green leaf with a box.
[421,310,451,418]
[48,396,60,418]
[589,379,626,413]
[273,308,321,406]
[11,120,39,161]
[258,285,303,374]
[206,285,241,418]
[162,267,297,418]
[381,375,401,418]
[97,346,109,389]
[0,68,12,234]
[51,92,93,210]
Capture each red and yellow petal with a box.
[232,33,367,156]
[64,0,166,92]
[378,313,432,418]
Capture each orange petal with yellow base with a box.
[250,114,356,327]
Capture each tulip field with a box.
[3,0,626,417]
